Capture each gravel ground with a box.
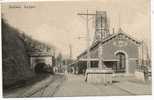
[54,74,152,96]
[3,73,151,97]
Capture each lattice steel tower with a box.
[94,11,110,42]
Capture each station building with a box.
[70,11,142,75]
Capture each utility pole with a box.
[77,10,109,69]
[77,10,93,69]
[69,44,72,62]
[146,44,150,67]
[118,12,121,29]
[141,41,144,70]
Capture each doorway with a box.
[116,52,126,73]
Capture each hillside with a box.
[2,19,35,88]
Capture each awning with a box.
[79,58,119,61]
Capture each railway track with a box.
[39,74,66,97]
[20,74,65,97]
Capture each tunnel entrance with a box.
[34,63,48,74]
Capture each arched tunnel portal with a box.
[34,63,48,74]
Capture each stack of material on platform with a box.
[85,68,113,84]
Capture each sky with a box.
[1,0,150,59]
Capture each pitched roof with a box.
[77,32,141,59]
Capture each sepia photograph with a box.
[1,0,152,98]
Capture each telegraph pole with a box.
[141,41,144,70]
[69,44,72,61]
[77,10,108,69]
[86,10,91,69]
[77,10,93,69]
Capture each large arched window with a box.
[116,52,126,73]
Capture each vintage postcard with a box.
[1,0,152,98]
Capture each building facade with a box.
[70,11,142,75]
[76,32,141,75]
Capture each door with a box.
[116,52,126,73]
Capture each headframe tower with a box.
[93,11,110,43]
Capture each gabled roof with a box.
[101,32,141,46]
[77,32,141,59]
